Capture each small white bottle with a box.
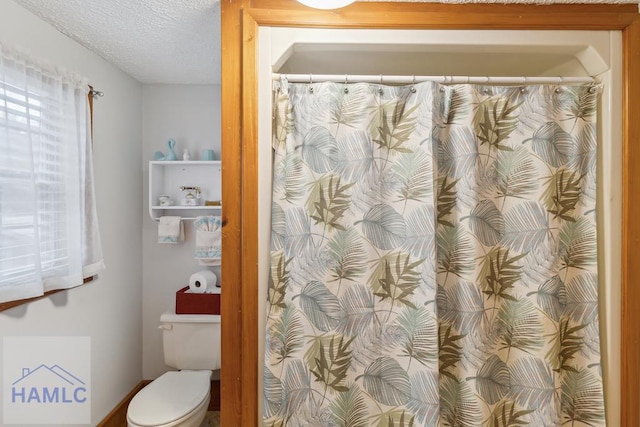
[183,149,191,161]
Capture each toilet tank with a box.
[160,309,221,370]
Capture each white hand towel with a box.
[158,216,184,244]
[194,216,221,264]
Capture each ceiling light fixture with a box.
[297,0,356,9]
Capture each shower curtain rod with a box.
[273,73,596,85]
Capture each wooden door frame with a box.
[221,1,640,426]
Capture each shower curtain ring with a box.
[378,75,383,95]
[555,76,563,93]
[411,75,417,93]
[588,76,599,93]
[309,73,313,93]
[484,76,491,95]
[344,74,349,94]
[520,76,528,94]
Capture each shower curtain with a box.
[264,77,605,427]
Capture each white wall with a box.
[258,27,622,426]
[141,84,221,379]
[0,1,143,425]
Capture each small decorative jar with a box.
[158,195,173,206]
[182,192,198,206]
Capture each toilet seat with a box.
[127,370,211,426]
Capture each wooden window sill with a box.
[0,276,95,312]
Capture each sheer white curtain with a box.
[0,42,105,303]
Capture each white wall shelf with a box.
[149,160,221,221]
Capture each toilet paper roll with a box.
[188,270,218,293]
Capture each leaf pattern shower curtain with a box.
[264,77,605,426]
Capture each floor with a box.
[205,411,220,427]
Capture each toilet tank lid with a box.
[161,308,221,323]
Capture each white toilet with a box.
[127,309,221,427]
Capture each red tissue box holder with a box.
[175,286,220,315]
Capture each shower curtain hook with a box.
[378,75,383,95]
[344,74,349,94]
[279,74,290,94]
[484,76,491,95]
[520,76,528,94]
[411,75,417,93]
[309,73,314,93]
[554,76,564,93]
[589,76,599,93]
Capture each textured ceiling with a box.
[12,0,221,84]
[9,0,638,85]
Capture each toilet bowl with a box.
[126,309,221,427]
[127,370,211,427]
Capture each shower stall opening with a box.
[256,27,622,426]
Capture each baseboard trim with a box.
[209,379,221,411]
[97,380,150,427]
[98,379,221,426]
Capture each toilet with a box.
[127,309,221,427]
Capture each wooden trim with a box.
[0,276,95,312]
[246,3,638,30]
[97,380,150,427]
[221,1,640,425]
[621,17,640,427]
[220,1,250,427]
[242,11,260,427]
[209,379,222,411]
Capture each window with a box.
[0,43,104,305]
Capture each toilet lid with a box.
[128,371,210,426]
